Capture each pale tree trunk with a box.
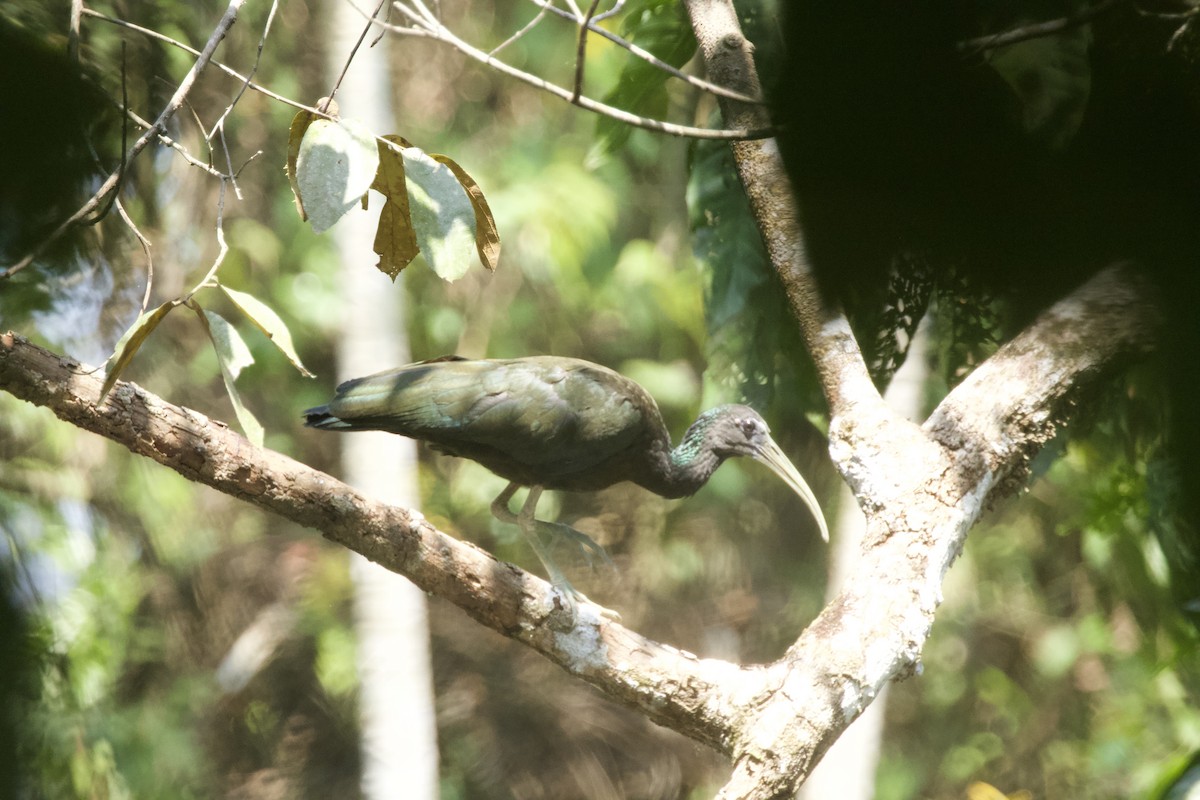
[326,4,439,797]
[801,322,930,800]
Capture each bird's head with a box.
[693,405,830,542]
[695,405,771,458]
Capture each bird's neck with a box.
[635,420,724,499]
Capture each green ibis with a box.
[304,356,828,612]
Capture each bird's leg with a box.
[491,483,576,608]
[517,486,579,614]
[489,482,522,524]
[490,483,619,621]
[490,484,613,571]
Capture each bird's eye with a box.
[738,418,761,438]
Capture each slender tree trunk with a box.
[326,4,439,796]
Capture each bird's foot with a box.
[538,520,616,572]
[534,523,620,623]
[504,487,621,624]
[548,577,621,623]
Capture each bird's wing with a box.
[323,357,652,476]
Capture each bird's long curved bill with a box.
[754,437,830,542]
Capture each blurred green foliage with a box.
[0,1,1197,799]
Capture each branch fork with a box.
[0,2,1167,798]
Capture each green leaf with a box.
[688,136,824,415]
[194,306,264,446]
[589,0,696,165]
[100,300,178,402]
[400,145,479,282]
[295,117,380,233]
[219,285,314,378]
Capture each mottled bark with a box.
[0,331,757,751]
[0,261,1157,797]
[683,2,1162,797]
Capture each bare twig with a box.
[489,4,548,56]
[957,0,1124,53]
[115,104,228,176]
[83,7,454,186]
[324,0,389,113]
[215,125,242,199]
[571,0,603,103]
[81,108,155,318]
[85,41,129,227]
[68,0,84,64]
[83,124,156,318]
[208,0,280,137]
[589,0,625,24]
[82,10,310,114]
[204,0,280,201]
[115,198,155,316]
[1,0,247,280]
[1160,5,1200,50]
[384,0,774,140]
[532,0,762,104]
[185,181,231,302]
[233,150,263,179]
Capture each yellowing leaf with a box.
[99,300,178,402]
[967,783,1008,800]
[193,305,264,446]
[399,145,479,282]
[967,782,1031,800]
[220,285,314,377]
[370,136,420,280]
[431,154,500,272]
[295,117,380,234]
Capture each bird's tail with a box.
[302,406,352,430]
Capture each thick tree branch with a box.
[683,1,1164,797]
[721,268,1158,800]
[924,264,1161,498]
[1,259,1160,800]
[0,331,760,753]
